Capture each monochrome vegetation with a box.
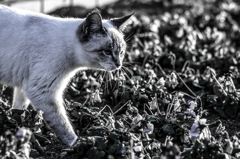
[1,0,240,158]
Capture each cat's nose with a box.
[114,58,121,67]
[115,61,121,67]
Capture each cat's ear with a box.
[84,10,103,34]
[110,12,134,31]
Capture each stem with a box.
[155,93,161,115]
[113,100,131,115]
[165,92,178,120]
[170,52,176,70]
[181,60,190,73]
[196,96,203,117]
[97,105,113,116]
[207,67,227,96]
[144,104,154,115]
[127,120,142,132]
[227,76,237,92]
[155,63,167,77]
[171,91,196,99]
[173,71,197,97]
[130,138,134,159]
[224,131,230,139]
[80,95,90,108]
[142,54,149,68]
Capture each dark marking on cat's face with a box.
[77,10,107,43]
[76,11,131,71]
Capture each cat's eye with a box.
[103,50,112,55]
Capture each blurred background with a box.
[0,0,117,13]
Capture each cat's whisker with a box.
[106,71,111,94]
[123,62,134,67]
[108,71,113,91]
[102,70,108,95]
[118,68,127,97]
[119,67,126,79]
[121,66,133,81]
[100,70,107,89]
[95,69,104,82]
[126,41,134,48]
[124,31,135,43]
[121,65,129,71]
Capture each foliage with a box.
[1,0,240,158]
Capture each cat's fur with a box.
[0,5,132,146]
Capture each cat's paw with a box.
[71,137,82,148]
[61,133,78,147]
[68,134,78,147]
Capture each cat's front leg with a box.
[42,99,78,146]
[23,86,78,146]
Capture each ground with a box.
[1,0,240,159]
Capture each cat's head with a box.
[76,10,133,71]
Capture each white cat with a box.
[0,5,132,146]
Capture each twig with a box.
[130,138,134,159]
[171,91,196,99]
[165,92,178,120]
[227,76,237,92]
[181,60,190,73]
[97,105,113,116]
[144,104,154,115]
[80,95,90,108]
[127,120,142,133]
[155,63,166,77]
[113,100,131,115]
